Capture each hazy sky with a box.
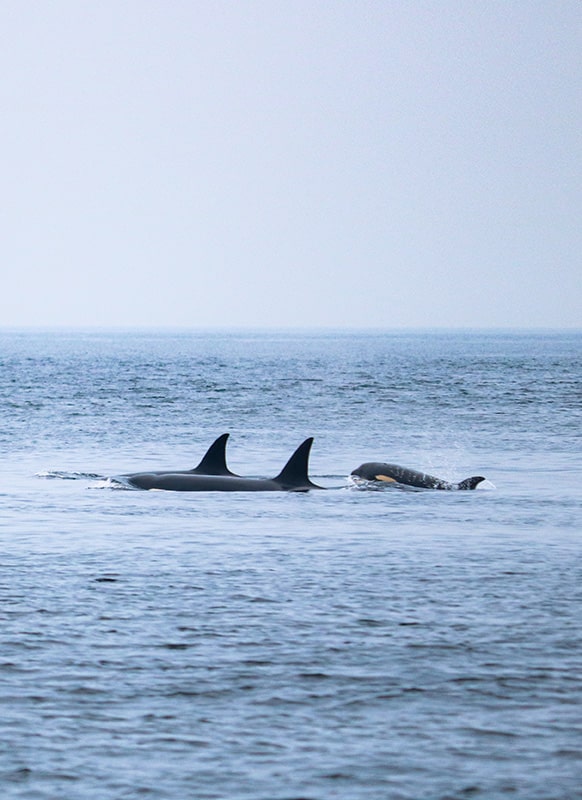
[1,1,580,328]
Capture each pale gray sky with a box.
[1,1,580,328]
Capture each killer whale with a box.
[124,437,323,492]
[351,462,485,490]
[144,433,238,477]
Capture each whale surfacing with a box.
[124,437,323,492]
[351,462,485,491]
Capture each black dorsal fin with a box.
[457,476,486,490]
[273,437,323,491]
[191,433,237,476]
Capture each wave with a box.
[35,470,105,481]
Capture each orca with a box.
[143,433,238,477]
[350,462,485,490]
[123,438,324,492]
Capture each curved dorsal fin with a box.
[457,476,486,490]
[273,437,322,491]
[191,433,237,476]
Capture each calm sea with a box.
[0,329,580,800]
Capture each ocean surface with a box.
[0,329,580,800]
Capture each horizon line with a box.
[1,324,580,334]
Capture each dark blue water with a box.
[1,329,581,799]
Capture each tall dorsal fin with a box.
[191,433,237,476]
[273,437,322,491]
